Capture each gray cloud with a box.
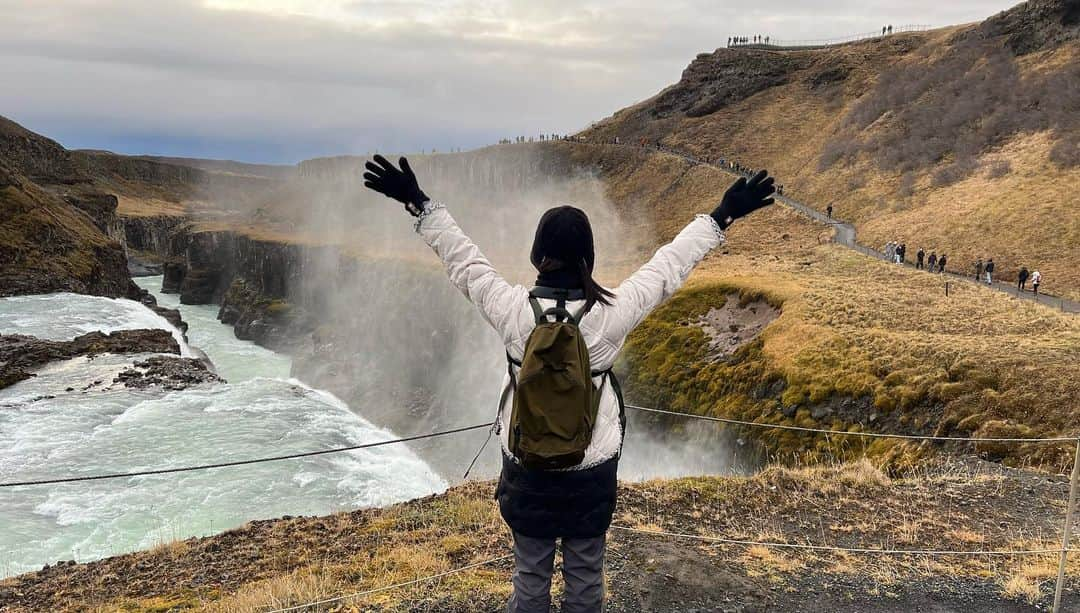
[0,0,1018,163]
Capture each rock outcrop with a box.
[0,117,140,298]
[0,329,180,390]
[651,50,806,119]
[113,355,223,390]
[0,162,139,298]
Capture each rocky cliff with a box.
[0,160,137,298]
[0,117,139,298]
[583,0,1080,300]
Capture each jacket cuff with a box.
[413,200,447,233]
[696,214,726,242]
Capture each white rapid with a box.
[0,292,193,357]
[0,283,446,578]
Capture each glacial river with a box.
[0,279,445,578]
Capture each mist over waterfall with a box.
[225,144,757,481]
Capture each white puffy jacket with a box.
[416,202,725,470]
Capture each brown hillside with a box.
[556,143,1080,471]
[582,0,1080,301]
[0,158,137,297]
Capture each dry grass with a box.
[147,538,189,559]
[1001,573,1043,605]
[201,568,340,613]
[582,24,1080,302]
[994,545,1080,606]
[9,460,1075,612]
[601,148,1080,469]
[114,195,189,218]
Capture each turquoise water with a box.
[0,286,445,578]
[135,276,291,382]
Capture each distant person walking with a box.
[888,25,893,34]
[938,253,947,273]
[826,204,833,219]
[1031,270,1042,296]
[1018,267,1029,291]
[916,248,925,270]
[898,243,906,265]
[984,258,995,284]
[882,26,887,36]
[927,251,938,272]
[975,258,984,281]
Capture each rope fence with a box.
[730,24,932,50]
[627,404,1078,443]
[0,422,493,488]
[4,405,1077,610]
[610,525,1073,557]
[264,524,1076,613]
[3,405,1074,488]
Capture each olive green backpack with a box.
[503,290,605,470]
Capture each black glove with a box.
[363,155,430,216]
[711,169,776,230]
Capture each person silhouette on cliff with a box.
[362,154,775,613]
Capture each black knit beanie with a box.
[530,206,596,272]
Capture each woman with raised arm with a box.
[363,155,775,613]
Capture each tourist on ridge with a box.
[362,155,776,613]
[1032,270,1042,296]
[985,258,995,285]
[975,258,984,281]
[1018,267,1029,291]
[927,251,938,271]
[882,26,887,36]
[898,243,906,265]
[888,25,893,34]
[826,204,833,219]
[939,253,948,273]
[916,248,925,270]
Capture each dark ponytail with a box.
[578,258,614,312]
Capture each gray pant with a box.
[507,531,605,613]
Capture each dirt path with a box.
[611,142,1080,315]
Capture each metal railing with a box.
[729,24,933,50]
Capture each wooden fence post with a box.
[1052,438,1080,612]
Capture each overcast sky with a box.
[0,0,1018,164]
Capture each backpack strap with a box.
[530,288,592,324]
[530,295,580,325]
[528,296,544,323]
